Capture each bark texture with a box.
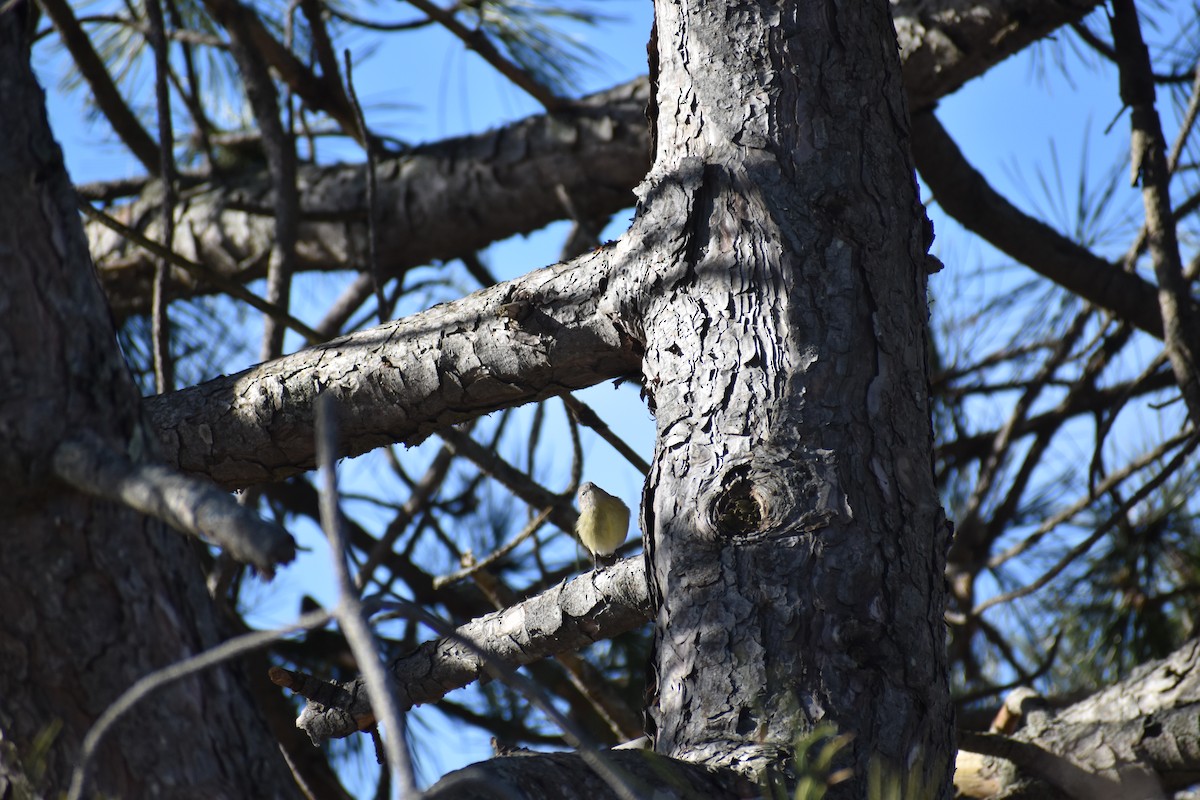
[0,10,294,797]
[144,245,641,489]
[423,749,753,800]
[295,558,653,742]
[955,639,1200,799]
[606,0,952,792]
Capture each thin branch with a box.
[976,430,1200,614]
[1167,63,1200,174]
[1070,20,1197,85]
[405,0,565,111]
[359,442,458,590]
[299,0,343,96]
[53,13,227,46]
[563,394,650,475]
[937,368,1175,468]
[327,5,437,32]
[144,0,176,393]
[315,393,417,796]
[438,426,580,536]
[314,272,377,337]
[209,0,300,362]
[1110,0,1200,424]
[434,507,553,589]
[952,309,1093,564]
[79,199,324,345]
[988,428,1195,570]
[343,49,388,323]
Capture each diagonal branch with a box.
[911,109,1169,338]
[292,556,652,743]
[405,0,564,111]
[143,245,641,489]
[37,0,161,174]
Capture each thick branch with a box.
[143,246,640,488]
[969,639,1200,797]
[422,750,750,800]
[51,431,295,572]
[294,557,652,743]
[892,0,1104,110]
[91,79,650,320]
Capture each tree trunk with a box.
[622,0,952,792]
[0,7,294,797]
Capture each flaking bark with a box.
[610,0,953,791]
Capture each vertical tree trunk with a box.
[0,7,294,797]
[619,0,952,793]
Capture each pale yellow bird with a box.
[575,482,630,568]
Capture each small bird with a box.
[575,482,630,568]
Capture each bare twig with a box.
[439,427,579,530]
[976,430,1199,614]
[951,309,1093,565]
[404,0,565,111]
[315,272,377,337]
[209,0,300,363]
[79,199,324,344]
[1167,63,1200,174]
[434,507,553,589]
[564,388,652,472]
[938,368,1174,468]
[343,49,388,323]
[358,441,459,591]
[1110,0,1200,425]
[988,428,1195,571]
[299,0,343,95]
[144,0,176,393]
[314,393,417,796]
[326,5,437,32]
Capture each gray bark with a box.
[143,245,641,489]
[0,8,295,797]
[956,639,1200,799]
[605,0,951,793]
